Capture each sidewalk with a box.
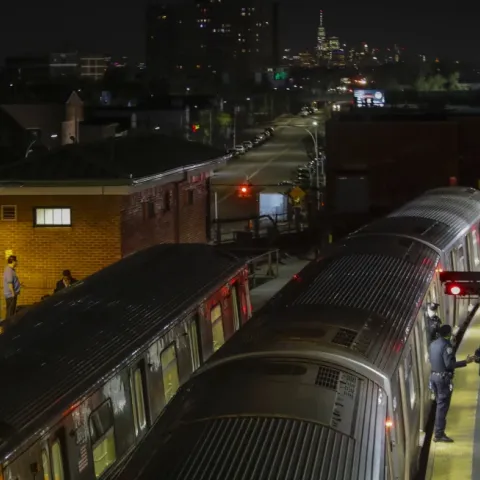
[249,256,311,311]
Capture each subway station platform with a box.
[427,309,480,480]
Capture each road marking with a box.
[217,143,299,203]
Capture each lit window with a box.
[89,401,117,478]
[210,304,225,352]
[472,229,480,266]
[161,344,180,403]
[51,441,65,480]
[34,208,71,227]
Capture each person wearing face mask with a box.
[426,303,442,342]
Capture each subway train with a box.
[114,187,480,480]
[0,244,252,480]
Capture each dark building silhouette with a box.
[146,0,278,93]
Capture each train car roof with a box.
[353,186,480,251]
[0,244,245,457]
[211,234,438,377]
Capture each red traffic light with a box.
[191,124,200,132]
[446,283,462,295]
[238,183,252,198]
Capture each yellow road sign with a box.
[289,186,306,201]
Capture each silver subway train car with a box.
[115,187,480,480]
[0,244,252,480]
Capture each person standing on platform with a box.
[3,255,20,319]
[426,303,442,342]
[429,324,475,442]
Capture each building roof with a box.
[0,132,227,186]
[0,244,246,459]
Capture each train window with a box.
[450,251,456,271]
[187,318,201,371]
[89,401,117,478]
[458,246,466,271]
[161,344,180,403]
[42,449,50,480]
[51,441,64,480]
[231,284,240,331]
[471,230,480,266]
[210,304,225,352]
[131,367,147,435]
[404,350,416,409]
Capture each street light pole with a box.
[288,121,322,211]
[313,121,321,211]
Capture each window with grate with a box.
[315,366,340,390]
[331,328,357,347]
[1,205,17,221]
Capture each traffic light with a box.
[191,124,200,132]
[444,282,480,296]
[237,183,252,198]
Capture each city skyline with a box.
[1,0,480,63]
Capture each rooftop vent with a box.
[331,328,357,348]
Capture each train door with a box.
[160,344,180,404]
[50,431,67,480]
[413,319,430,433]
[231,283,241,331]
[392,373,407,480]
[130,361,148,439]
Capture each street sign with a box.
[289,186,306,201]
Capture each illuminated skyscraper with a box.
[316,10,327,62]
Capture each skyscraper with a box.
[146,0,277,92]
[316,10,327,62]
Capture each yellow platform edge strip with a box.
[430,310,480,480]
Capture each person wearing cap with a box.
[429,324,475,442]
[3,255,20,319]
[426,303,442,342]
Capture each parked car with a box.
[234,145,246,154]
[243,140,253,150]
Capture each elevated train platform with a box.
[428,309,480,479]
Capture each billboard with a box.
[353,89,385,108]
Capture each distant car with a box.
[265,127,274,136]
[252,138,262,146]
[256,133,266,141]
[300,110,309,117]
[243,141,253,150]
[234,145,246,154]
[227,149,238,156]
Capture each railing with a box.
[211,214,308,245]
[244,249,280,289]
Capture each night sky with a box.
[1,0,478,63]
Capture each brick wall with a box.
[179,178,208,243]
[0,195,122,309]
[121,177,208,256]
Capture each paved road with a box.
[211,112,325,227]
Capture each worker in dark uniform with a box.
[429,324,475,442]
[426,303,442,342]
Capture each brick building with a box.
[0,133,226,309]
[325,110,480,235]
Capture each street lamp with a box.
[286,121,323,210]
